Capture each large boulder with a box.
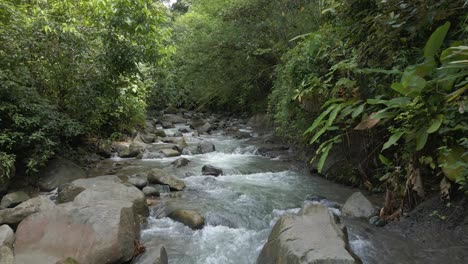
[190,116,206,129]
[134,132,156,144]
[197,123,213,134]
[0,196,55,225]
[127,177,148,190]
[0,225,14,248]
[168,209,204,229]
[202,165,223,176]
[163,114,186,124]
[118,143,144,158]
[14,200,138,264]
[63,177,148,217]
[257,204,358,264]
[38,158,87,191]
[172,158,190,168]
[133,244,168,264]
[0,246,14,264]
[142,185,166,197]
[342,192,376,218]
[161,122,174,129]
[147,169,185,191]
[197,141,216,154]
[0,191,30,208]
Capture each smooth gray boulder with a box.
[14,200,138,264]
[197,123,212,134]
[38,158,87,191]
[127,177,148,190]
[0,196,55,225]
[142,185,165,197]
[202,165,223,176]
[147,169,185,191]
[0,246,14,264]
[118,143,144,158]
[161,122,174,129]
[342,192,376,218]
[168,209,204,229]
[197,141,216,154]
[0,225,14,248]
[257,204,358,264]
[0,191,30,208]
[69,177,148,216]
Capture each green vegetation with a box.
[1,0,467,207]
[1,0,171,176]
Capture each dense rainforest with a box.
[1,0,467,211]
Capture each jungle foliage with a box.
[171,0,468,200]
[0,0,172,177]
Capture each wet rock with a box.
[197,141,216,154]
[159,149,181,158]
[0,246,14,264]
[133,244,168,264]
[164,106,178,114]
[190,117,206,129]
[182,148,193,156]
[134,132,156,144]
[342,192,376,218]
[163,114,186,124]
[127,177,148,190]
[224,126,240,135]
[161,122,174,129]
[0,225,14,248]
[172,158,190,168]
[234,131,251,139]
[173,131,183,137]
[197,122,212,134]
[257,204,358,264]
[168,209,204,229]
[202,165,223,176]
[55,257,80,264]
[38,158,87,191]
[118,143,144,158]
[0,191,30,208]
[96,142,113,158]
[369,216,387,227]
[142,185,166,197]
[305,195,341,209]
[147,169,186,191]
[0,196,55,225]
[178,128,190,133]
[14,200,138,264]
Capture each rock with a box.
[202,165,223,176]
[145,121,156,134]
[127,177,148,190]
[197,141,216,154]
[147,169,185,191]
[0,246,14,264]
[224,126,240,135]
[173,131,183,137]
[38,158,87,191]
[96,142,113,158]
[161,122,174,129]
[257,204,358,264]
[159,149,181,157]
[133,244,168,264]
[172,158,190,168]
[57,184,85,204]
[190,117,206,129]
[178,128,190,133]
[154,129,167,137]
[163,114,186,124]
[0,191,30,208]
[70,178,148,217]
[135,132,156,144]
[182,148,193,155]
[14,200,138,264]
[168,209,204,229]
[234,131,251,139]
[0,225,14,248]
[197,122,212,134]
[118,143,144,158]
[0,196,55,225]
[142,185,166,197]
[247,114,270,129]
[369,216,387,227]
[342,192,376,218]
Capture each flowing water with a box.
[127,125,357,264]
[95,124,466,264]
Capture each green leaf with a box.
[379,154,392,166]
[390,82,408,95]
[384,97,411,108]
[303,104,336,135]
[326,104,343,126]
[351,104,365,119]
[416,129,429,151]
[382,130,404,150]
[317,142,334,173]
[310,124,328,144]
[424,22,451,59]
[371,110,397,120]
[427,115,444,134]
[367,98,388,105]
